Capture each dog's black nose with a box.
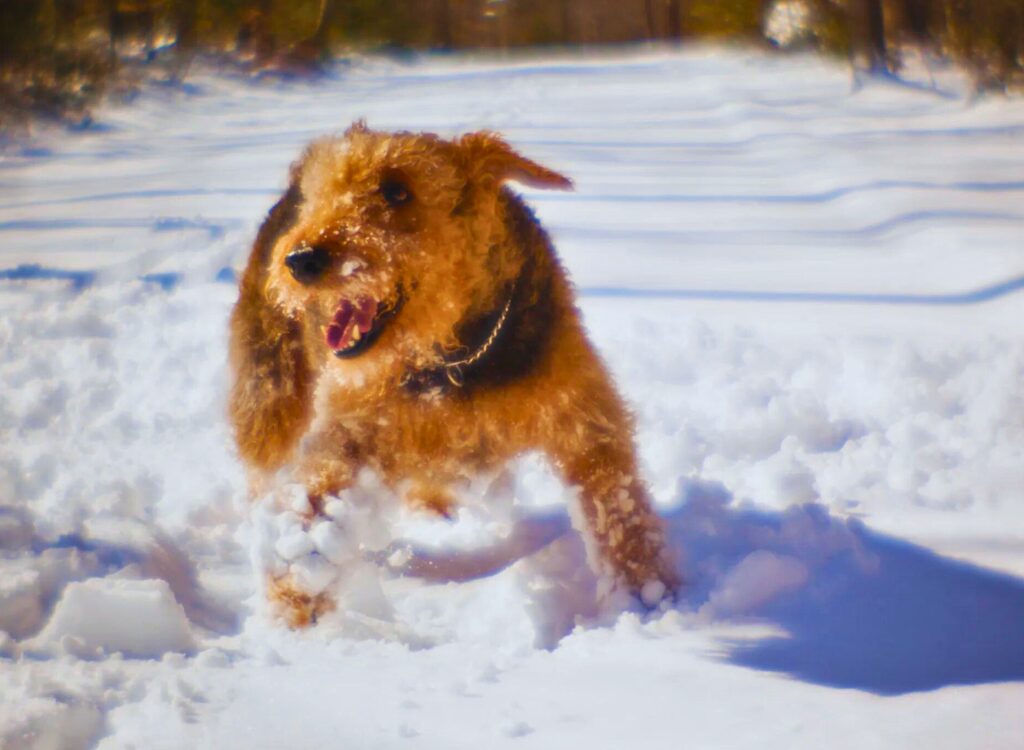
[285,245,330,285]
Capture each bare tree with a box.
[434,0,454,49]
[253,0,277,64]
[561,0,574,44]
[850,0,888,72]
[172,0,199,78]
[645,0,658,39]
[308,0,334,53]
[899,0,931,40]
[667,0,683,42]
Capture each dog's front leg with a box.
[552,436,679,605]
[260,423,365,627]
[292,420,363,516]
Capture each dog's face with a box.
[265,124,570,381]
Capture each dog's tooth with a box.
[351,327,361,342]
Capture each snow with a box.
[2,45,1024,748]
[25,577,196,659]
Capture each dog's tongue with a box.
[326,296,378,351]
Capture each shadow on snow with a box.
[5,261,1024,309]
[666,479,1024,695]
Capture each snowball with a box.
[698,551,808,621]
[386,545,412,568]
[323,499,350,522]
[274,529,316,561]
[284,485,313,515]
[27,578,196,658]
[309,520,354,565]
[290,554,339,595]
[640,579,667,608]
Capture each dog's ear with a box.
[228,182,316,474]
[458,131,573,191]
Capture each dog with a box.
[229,122,679,626]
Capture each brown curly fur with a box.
[229,123,678,624]
[265,573,336,628]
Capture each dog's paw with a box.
[308,513,358,565]
[253,491,359,626]
[268,482,321,518]
[250,475,408,629]
[404,483,457,519]
[267,574,336,628]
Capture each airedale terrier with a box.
[229,122,678,626]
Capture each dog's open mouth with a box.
[325,295,397,358]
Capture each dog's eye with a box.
[380,178,412,207]
[285,245,330,285]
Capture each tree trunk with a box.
[254,0,277,64]
[174,0,198,52]
[105,0,119,60]
[992,4,1023,84]
[667,0,683,41]
[852,0,887,72]
[899,0,931,40]
[434,0,453,49]
[171,0,198,80]
[561,0,573,44]
[644,0,658,39]
[309,0,334,52]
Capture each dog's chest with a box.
[331,389,501,469]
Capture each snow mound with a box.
[26,578,196,659]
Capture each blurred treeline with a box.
[2,0,1023,128]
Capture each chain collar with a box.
[401,285,515,391]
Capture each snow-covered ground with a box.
[3,46,1024,749]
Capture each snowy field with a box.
[3,46,1024,748]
